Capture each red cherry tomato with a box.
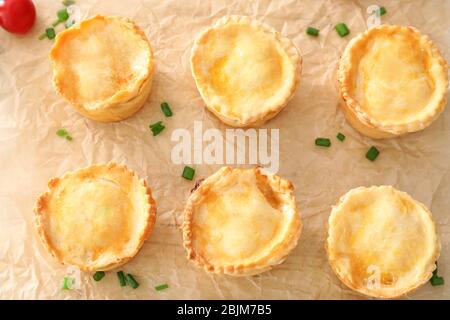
[0,0,36,34]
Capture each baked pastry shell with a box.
[337,25,448,139]
[50,15,154,122]
[190,15,302,127]
[34,162,157,271]
[182,166,302,276]
[325,186,440,299]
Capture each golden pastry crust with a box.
[182,166,302,276]
[326,186,440,298]
[50,15,154,122]
[191,15,302,127]
[34,163,157,271]
[338,25,448,139]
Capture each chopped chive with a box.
[379,6,387,16]
[315,137,331,147]
[182,166,195,180]
[57,8,70,22]
[366,146,380,161]
[149,121,162,129]
[161,102,173,117]
[149,121,165,136]
[336,132,346,142]
[93,271,105,282]
[155,283,169,291]
[430,263,445,286]
[126,274,139,289]
[62,276,73,290]
[306,27,319,36]
[56,128,72,141]
[52,19,62,27]
[56,129,68,137]
[45,28,56,40]
[335,23,350,37]
[117,271,126,287]
[63,0,76,6]
[431,276,445,286]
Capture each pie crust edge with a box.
[34,162,157,271]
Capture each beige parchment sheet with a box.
[0,0,449,299]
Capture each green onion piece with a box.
[306,27,319,36]
[56,128,72,141]
[182,166,195,180]
[155,283,169,291]
[161,102,173,117]
[62,276,73,290]
[149,121,165,136]
[126,274,139,289]
[336,132,345,142]
[93,271,105,282]
[149,121,162,129]
[117,271,126,287]
[56,129,68,137]
[57,8,70,22]
[431,276,445,286]
[38,33,47,40]
[379,6,387,16]
[335,23,350,37]
[52,19,62,27]
[46,28,56,40]
[63,0,76,6]
[366,146,380,161]
[430,263,445,286]
[315,138,331,147]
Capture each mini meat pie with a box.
[183,166,302,276]
[326,186,440,298]
[50,15,154,122]
[338,25,448,138]
[34,163,156,271]
[191,15,301,127]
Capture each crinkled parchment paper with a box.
[0,0,449,299]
